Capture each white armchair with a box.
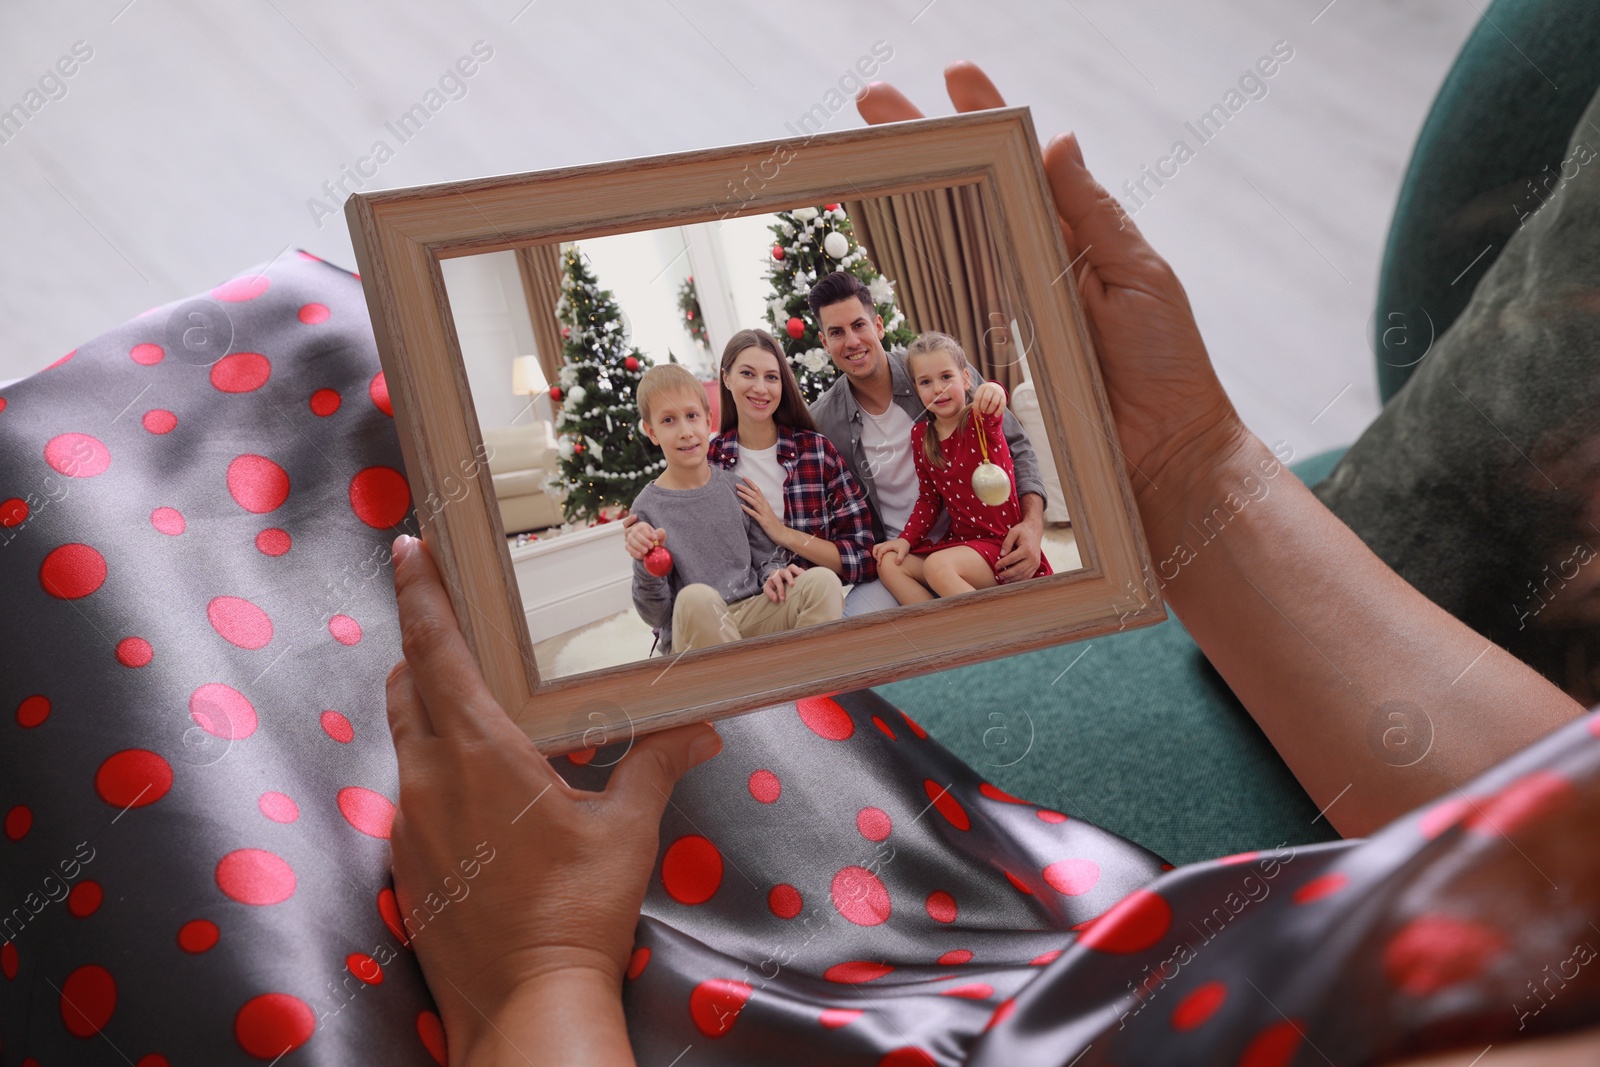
[481,421,567,534]
[1009,377,1072,525]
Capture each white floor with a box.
[1,0,1481,459]
[534,521,1083,677]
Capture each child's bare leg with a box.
[877,553,935,606]
[922,547,999,598]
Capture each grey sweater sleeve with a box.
[632,560,672,629]
[1001,407,1047,508]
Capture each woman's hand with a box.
[973,381,1006,416]
[736,477,786,539]
[384,534,721,1062]
[857,62,1248,505]
[873,538,910,565]
[624,519,660,560]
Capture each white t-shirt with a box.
[733,442,787,522]
[858,401,919,538]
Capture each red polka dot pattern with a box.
[44,432,110,477]
[130,342,164,365]
[347,952,382,985]
[227,454,290,514]
[1382,914,1505,996]
[113,636,155,671]
[417,1009,447,1065]
[1042,858,1100,897]
[797,696,854,740]
[1464,770,1576,838]
[215,848,296,906]
[142,409,177,434]
[1292,872,1349,905]
[690,978,753,1037]
[925,890,957,923]
[258,791,299,823]
[16,694,50,727]
[879,1047,936,1067]
[348,466,410,529]
[210,352,272,393]
[831,865,891,926]
[255,528,292,556]
[378,888,409,947]
[337,786,395,839]
[856,806,892,841]
[0,497,26,527]
[5,805,31,841]
[370,372,393,416]
[823,960,893,984]
[40,543,107,599]
[328,614,363,645]
[320,710,354,743]
[298,303,331,324]
[60,963,116,1037]
[190,683,259,740]
[1079,890,1172,954]
[67,880,103,917]
[1171,980,1227,1030]
[178,919,220,953]
[819,1008,862,1029]
[626,946,650,979]
[234,992,314,1059]
[1236,1019,1305,1067]
[768,884,802,919]
[95,749,173,809]
[309,388,341,416]
[937,949,973,966]
[150,507,186,535]
[208,596,274,649]
[748,769,781,803]
[661,835,723,905]
[923,780,970,831]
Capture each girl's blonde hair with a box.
[906,331,974,470]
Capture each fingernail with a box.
[689,730,721,764]
[392,534,416,564]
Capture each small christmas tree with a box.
[763,205,916,403]
[677,274,708,352]
[547,247,664,522]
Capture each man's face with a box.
[640,387,711,472]
[817,297,886,384]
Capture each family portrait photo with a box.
[444,191,1081,678]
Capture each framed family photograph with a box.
[345,106,1164,754]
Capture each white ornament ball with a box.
[823,231,849,259]
[972,462,1011,506]
[558,438,575,460]
[566,385,587,406]
[794,207,819,222]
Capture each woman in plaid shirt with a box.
[706,328,878,587]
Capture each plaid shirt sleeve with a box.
[796,433,877,586]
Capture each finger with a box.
[391,535,507,739]
[622,513,639,528]
[385,659,435,747]
[605,723,721,814]
[944,61,1008,112]
[855,81,925,125]
[1042,133,1151,282]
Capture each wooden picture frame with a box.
[345,107,1164,754]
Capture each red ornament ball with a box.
[686,310,695,321]
[644,545,673,577]
[574,442,585,454]
[625,356,640,371]
[825,203,841,211]
[786,317,805,340]
[771,244,785,261]
[549,385,562,401]
[562,326,571,339]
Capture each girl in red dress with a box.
[872,332,1052,605]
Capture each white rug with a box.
[536,527,1082,679]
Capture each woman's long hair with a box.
[907,331,975,470]
[718,329,817,435]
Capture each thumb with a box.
[1042,132,1152,279]
[605,723,721,812]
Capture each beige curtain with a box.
[515,242,565,384]
[843,186,1023,394]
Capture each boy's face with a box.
[641,387,711,472]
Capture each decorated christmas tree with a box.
[763,204,916,402]
[677,274,708,352]
[547,247,664,522]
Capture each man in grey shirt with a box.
[805,271,1048,616]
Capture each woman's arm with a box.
[382,534,721,1065]
[860,63,1584,836]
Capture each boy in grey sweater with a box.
[625,364,844,654]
